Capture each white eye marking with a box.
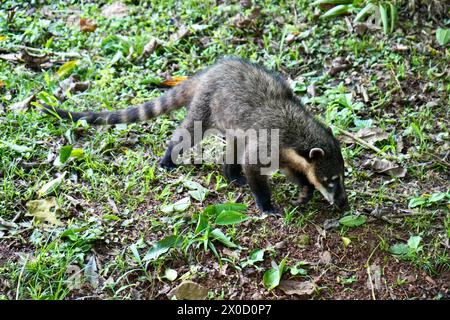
[323,177,328,182]
[331,175,339,180]
[328,183,335,188]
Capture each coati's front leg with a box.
[243,165,278,214]
[223,164,247,186]
[290,173,314,206]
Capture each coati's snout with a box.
[282,146,349,210]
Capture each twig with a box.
[430,154,450,169]
[4,44,82,58]
[335,127,383,154]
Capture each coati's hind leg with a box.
[222,137,246,186]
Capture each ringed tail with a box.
[41,79,194,125]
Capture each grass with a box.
[0,0,449,300]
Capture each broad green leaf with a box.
[173,197,191,212]
[436,28,450,46]
[143,235,182,261]
[263,269,280,290]
[263,256,288,290]
[38,172,67,197]
[59,145,73,164]
[339,215,366,227]
[188,188,208,202]
[249,249,265,264]
[390,243,408,255]
[428,192,446,203]
[215,210,249,225]
[183,180,203,190]
[407,236,422,251]
[210,228,237,248]
[408,196,427,208]
[57,60,78,77]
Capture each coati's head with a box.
[282,128,348,210]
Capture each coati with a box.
[41,57,348,214]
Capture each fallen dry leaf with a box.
[167,281,208,300]
[342,127,389,145]
[170,25,190,43]
[9,93,36,113]
[53,75,90,101]
[26,197,63,226]
[328,57,351,76]
[143,38,162,56]
[279,280,316,297]
[362,158,407,178]
[80,18,97,32]
[320,250,332,265]
[101,2,129,18]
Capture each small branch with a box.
[335,127,383,154]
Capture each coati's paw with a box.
[257,203,282,217]
[291,196,312,207]
[291,188,314,206]
[158,158,177,170]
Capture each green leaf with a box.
[70,148,84,158]
[249,249,265,264]
[102,214,121,221]
[354,3,375,23]
[407,236,422,251]
[38,172,67,197]
[0,140,32,153]
[379,4,389,34]
[339,215,366,227]
[194,213,209,235]
[173,197,191,212]
[203,203,247,219]
[215,210,249,225]
[436,28,450,46]
[428,192,446,203]
[143,235,182,261]
[389,2,397,33]
[57,60,78,77]
[389,243,408,255]
[263,256,288,290]
[59,145,73,164]
[210,228,237,248]
[408,196,427,208]
[320,4,353,19]
[188,188,208,202]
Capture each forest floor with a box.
[0,1,449,300]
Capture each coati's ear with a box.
[309,148,325,159]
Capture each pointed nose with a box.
[335,193,349,211]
